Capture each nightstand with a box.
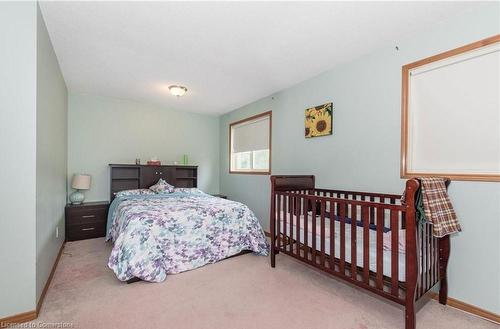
[65,201,109,241]
[211,194,228,199]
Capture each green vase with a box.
[69,190,85,204]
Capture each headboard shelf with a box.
[109,164,198,167]
[109,164,198,201]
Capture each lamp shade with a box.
[71,174,91,190]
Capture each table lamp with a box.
[69,174,91,204]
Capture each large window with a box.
[401,35,500,182]
[229,111,271,174]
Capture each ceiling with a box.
[40,1,477,115]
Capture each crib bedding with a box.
[107,191,269,282]
[279,212,406,281]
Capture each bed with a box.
[106,165,268,282]
[269,175,451,329]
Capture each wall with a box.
[0,2,37,318]
[219,3,500,314]
[68,93,220,201]
[35,4,68,303]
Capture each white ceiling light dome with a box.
[168,85,188,97]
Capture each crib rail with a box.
[269,176,451,329]
[416,222,441,299]
[273,190,409,304]
[269,177,444,307]
[315,188,402,204]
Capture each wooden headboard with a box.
[109,164,198,201]
[270,175,315,192]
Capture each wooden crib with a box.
[269,175,451,329]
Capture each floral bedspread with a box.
[107,192,269,282]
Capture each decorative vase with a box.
[69,190,85,204]
[182,154,188,165]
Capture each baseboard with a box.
[0,242,65,327]
[427,293,499,324]
[37,242,65,314]
[0,310,37,328]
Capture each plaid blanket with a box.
[420,177,461,237]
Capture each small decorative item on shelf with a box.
[135,158,141,165]
[182,154,188,165]
[147,156,161,166]
[69,174,91,204]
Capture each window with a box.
[229,111,271,174]
[401,35,500,182]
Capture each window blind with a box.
[406,40,500,177]
[232,116,270,153]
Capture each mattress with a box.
[279,212,406,281]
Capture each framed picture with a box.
[305,102,333,138]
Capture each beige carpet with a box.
[34,238,495,329]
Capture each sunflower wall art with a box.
[305,102,333,138]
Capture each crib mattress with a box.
[279,213,406,282]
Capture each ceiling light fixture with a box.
[168,85,188,97]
